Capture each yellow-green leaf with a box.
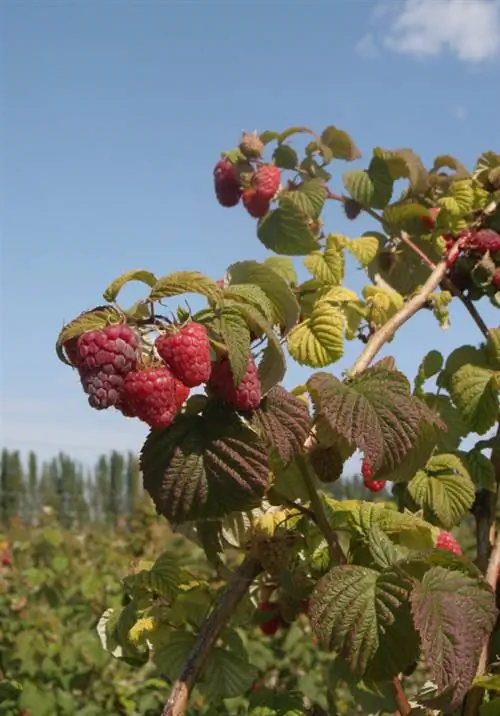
[257,203,320,256]
[304,236,345,285]
[103,269,157,302]
[56,306,124,364]
[321,126,361,161]
[149,271,223,303]
[449,363,499,435]
[345,234,380,267]
[287,303,344,367]
[280,179,325,220]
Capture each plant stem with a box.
[162,557,262,716]
[391,676,411,716]
[297,455,346,565]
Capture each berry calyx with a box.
[156,322,212,388]
[122,367,177,429]
[76,325,140,375]
[213,158,241,207]
[257,602,281,636]
[239,131,264,159]
[242,188,270,218]
[208,355,262,411]
[436,530,462,555]
[252,164,281,200]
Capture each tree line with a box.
[0,448,391,529]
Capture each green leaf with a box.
[321,126,361,161]
[410,565,497,710]
[278,126,315,142]
[345,234,380,267]
[415,350,444,395]
[257,203,320,255]
[343,170,373,205]
[262,257,298,286]
[432,154,470,179]
[456,450,496,492]
[252,386,311,465]
[303,236,345,285]
[218,308,252,385]
[366,526,410,570]
[152,628,196,680]
[149,271,223,303]
[406,453,476,529]
[56,305,124,364]
[308,362,442,473]
[273,144,299,170]
[300,156,332,182]
[280,179,326,220]
[140,407,269,524]
[480,699,500,716]
[486,328,500,368]
[473,674,500,691]
[375,418,445,484]
[224,284,275,326]
[227,260,300,332]
[383,202,430,232]
[287,303,344,367]
[309,564,418,680]
[449,363,499,435]
[343,158,393,210]
[102,269,157,302]
[259,130,280,144]
[424,394,468,453]
[374,148,429,194]
[199,647,259,699]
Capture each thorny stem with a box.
[297,455,346,565]
[162,557,262,716]
[391,676,411,716]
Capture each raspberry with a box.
[436,530,462,555]
[63,337,82,367]
[155,323,211,388]
[122,367,177,429]
[77,325,140,375]
[239,131,264,159]
[80,367,125,410]
[252,164,281,200]
[365,479,386,493]
[214,158,241,207]
[208,355,262,410]
[174,379,190,410]
[343,198,362,220]
[362,459,386,492]
[310,446,343,483]
[257,602,281,636]
[242,188,270,218]
[493,269,500,289]
[468,229,500,254]
[255,537,293,575]
[361,459,374,481]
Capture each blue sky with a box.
[2,0,500,467]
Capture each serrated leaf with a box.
[406,453,476,530]
[432,154,470,178]
[218,308,251,385]
[287,303,344,368]
[424,394,468,453]
[303,236,344,285]
[262,257,298,286]
[486,328,500,368]
[280,179,325,220]
[123,551,183,601]
[343,169,374,206]
[273,144,299,169]
[321,126,361,161]
[300,156,332,181]
[309,564,418,680]
[343,159,393,210]
[376,418,445,484]
[152,628,196,680]
[383,202,430,231]
[363,285,404,327]
[140,408,269,524]
[224,284,275,326]
[410,566,497,711]
[278,126,315,142]
[367,526,410,570]
[415,351,444,395]
[259,130,280,144]
[56,306,124,364]
[252,386,311,465]
[456,450,496,492]
[345,234,380,267]
[227,260,300,332]
[102,269,157,302]
[320,286,359,303]
[308,363,440,473]
[149,271,223,303]
[449,363,499,435]
[199,647,259,699]
[257,203,320,256]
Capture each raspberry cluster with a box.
[65,319,263,429]
[444,228,500,298]
[213,132,281,219]
[361,459,386,493]
[436,530,462,556]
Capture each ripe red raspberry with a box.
[208,355,262,411]
[63,337,82,367]
[242,188,270,218]
[1,549,12,567]
[421,207,440,229]
[122,367,177,429]
[155,323,211,388]
[361,459,374,481]
[362,459,386,492]
[77,325,140,375]
[214,158,241,207]
[174,379,190,410]
[492,269,500,289]
[257,602,281,636]
[468,229,500,254]
[436,530,462,555]
[80,368,125,410]
[252,164,281,200]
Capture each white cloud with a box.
[369,0,500,62]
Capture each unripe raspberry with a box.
[436,530,462,555]
[213,158,241,207]
[208,355,262,411]
[252,164,281,200]
[77,325,140,375]
[310,446,343,483]
[242,188,270,218]
[122,367,177,429]
[155,323,212,388]
[255,537,293,575]
[239,131,264,159]
[343,198,362,220]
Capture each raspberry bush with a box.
[55,127,500,716]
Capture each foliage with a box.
[48,124,500,714]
